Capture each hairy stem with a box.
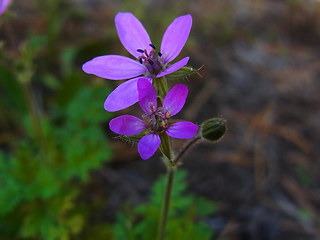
[153,76,168,100]
[157,164,175,240]
[157,125,174,240]
[157,136,201,239]
[172,136,201,166]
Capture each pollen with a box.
[151,105,157,112]
[161,121,166,129]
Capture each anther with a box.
[137,49,144,53]
[158,52,162,57]
[139,58,143,64]
[148,59,154,65]
[149,43,156,49]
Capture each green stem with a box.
[156,135,202,239]
[157,127,174,240]
[157,165,175,240]
[172,136,201,166]
[153,76,168,99]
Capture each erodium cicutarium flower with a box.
[109,78,198,160]
[82,12,192,112]
[0,0,10,15]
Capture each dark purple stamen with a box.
[137,45,162,75]
[158,52,162,57]
[149,43,156,49]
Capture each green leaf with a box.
[113,170,215,240]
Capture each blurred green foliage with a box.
[0,1,113,237]
[113,170,215,240]
[0,84,113,239]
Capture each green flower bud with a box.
[201,118,227,141]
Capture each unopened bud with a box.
[201,118,226,141]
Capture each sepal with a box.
[165,66,203,80]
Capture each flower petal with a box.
[138,78,157,113]
[138,133,161,160]
[160,14,192,64]
[157,57,189,78]
[115,12,153,58]
[104,77,152,112]
[166,121,198,139]
[109,115,148,135]
[0,0,10,15]
[163,84,188,116]
[82,55,146,80]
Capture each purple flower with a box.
[0,0,10,15]
[82,12,192,112]
[109,78,198,160]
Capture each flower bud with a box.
[201,118,226,141]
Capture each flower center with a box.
[137,44,163,76]
[142,103,170,133]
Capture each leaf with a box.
[113,170,215,240]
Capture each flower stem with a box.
[153,76,168,99]
[157,135,201,240]
[157,164,175,240]
[172,136,201,166]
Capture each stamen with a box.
[149,43,156,49]
[136,45,163,75]
[144,49,149,57]
[161,121,166,129]
[165,112,171,118]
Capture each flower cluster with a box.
[110,78,198,159]
[82,12,198,160]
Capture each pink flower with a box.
[109,78,198,160]
[82,12,192,112]
[0,0,10,15]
